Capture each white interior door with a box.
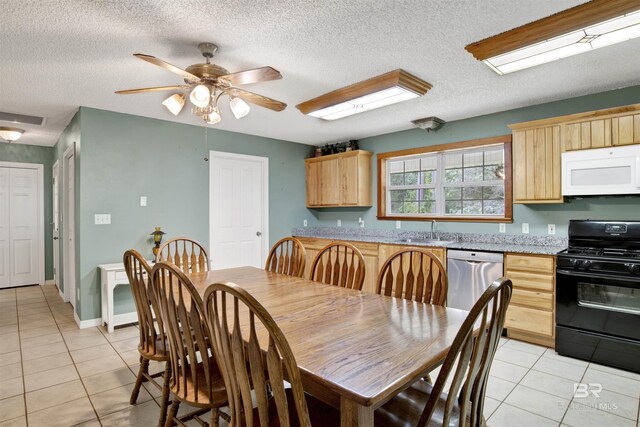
[210,152,268,270]
[0,169,10,287]
[9,168,39,287]
[63,149,76,306]
[52,162,60,289]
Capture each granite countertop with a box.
[292,227,567,256]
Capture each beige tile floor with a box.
[1,285,638,426]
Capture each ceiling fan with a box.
[116,42,287,124]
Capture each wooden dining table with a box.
[188,266,469,427]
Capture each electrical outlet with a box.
[360,220,365,228]
[337,219,341,227]
[499,223,506,233]
[140,196,147,207]
[522,223,530,234]
[396,220,401,229]
[303,219,307,227]
[94,214,111,225]
[548,224,556,235]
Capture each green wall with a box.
[75,107,311,320]
[310,85,640,235]
[0,142,55,280]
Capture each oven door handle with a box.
[557,268,640,283]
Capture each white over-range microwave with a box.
[562,145,640,196]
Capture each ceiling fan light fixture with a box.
[190,84,211,108]
[466,1,640,74]
[0,127,25,142]
[162,93,186,116]
[296,69,431,121]
[229,97,251,119]
[205,108,221,125]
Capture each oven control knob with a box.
[580,260,592,269]
[627,263,639,274]
[569,259,578,266]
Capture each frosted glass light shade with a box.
[190,85,211,108]
[162,94,186,115]
[205,108,221,125]
[230,97,250,119]
[0,127,24,142]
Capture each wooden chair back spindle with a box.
[123,249,167,356]
[155,237,209,273]
[265,237,306,277]
[151,261,225,407]
[309,242,365,291]
[205,282,313,427]
[376,249,448,305]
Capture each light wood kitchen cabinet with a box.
[562,118,612,151]
[511,126,562,204]
[504,253,556,348]
[612,113,640,146]
[296,237,379,294]
[305,150,372,208]
[377,243,446,273]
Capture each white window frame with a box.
[385,144,506,218]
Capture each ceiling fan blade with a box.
[133,53,200,81]
[227,88,287,112]
[115,85,191,95]
[219,67,282,86]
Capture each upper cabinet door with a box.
[319,158,340,206]
[512,126,562,204]
[305,161,321,207]
[612,113,640,147]
[562,118,612,151]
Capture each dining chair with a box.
[377,248,448,305]
[204,281,340,427]
[374,277,513,427]
[155,237,209,273]
[151,261,229,427]
[265,237,306,277]
[124,250,172,427]
[309,241,365,290]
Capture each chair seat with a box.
[170,361,228,407]
[138,336,170,361]
[375,380,481,427]
[255,389,340,427]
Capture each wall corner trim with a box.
[74,311,102,329]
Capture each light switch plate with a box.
[499,223,506,233]
[303,219,307,227]
[140,196,147,207]
[94,214,111,225]
[548,224,556,235]
[522,223,530,234]
[396,220,401,229]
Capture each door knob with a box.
[256,231,262,236]
[53,237,59,240]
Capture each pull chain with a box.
[204,124,209,162]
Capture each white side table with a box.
[99,262,145,333]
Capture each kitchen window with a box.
[377,135,512,222]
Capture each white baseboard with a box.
[58,286,65,299]
[74,311,102,329]
[44,279,55,286]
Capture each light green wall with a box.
[310,85,640,235]
[0,143,55,280]
[75,107,311,319]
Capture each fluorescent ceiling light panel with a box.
[296,69,431,121]
[465,1,640,75]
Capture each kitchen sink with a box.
[390,238,456,245]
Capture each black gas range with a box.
[556,220,640,373]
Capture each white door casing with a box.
[210,151,268,270]
[52,161,60,290]
[0,162,45,289]
[63,145,76,306]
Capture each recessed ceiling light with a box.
[296,70,432,120]
[466,0,640,74]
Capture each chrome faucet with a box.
[430,220,439,240]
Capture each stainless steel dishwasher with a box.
[447,250,504,311]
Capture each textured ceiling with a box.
[1,0,640,147]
